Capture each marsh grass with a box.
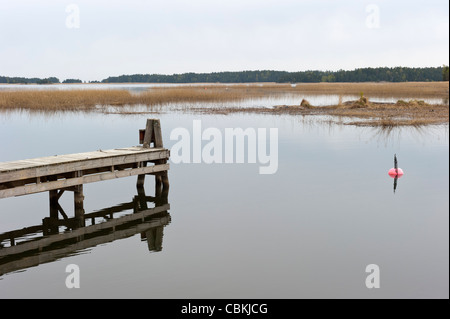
[1,82,448,111]
[0,86,278,111]
[0,82,448,126]
[0,89,132,111]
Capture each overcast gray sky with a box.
[0,0,448,81]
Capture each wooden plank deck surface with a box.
[0,146,170,198]
[0,147,167,177]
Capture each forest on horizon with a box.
[1,66,449,85]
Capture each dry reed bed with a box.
[194,82,449,97]
[0,86,273,111]
[0,83,448,126]
[282,81,449,97]
[1,82,448,111]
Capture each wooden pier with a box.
[0,119,170,218]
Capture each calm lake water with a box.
[0,99,448,298]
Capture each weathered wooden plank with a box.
[0,148,169,183]
[0,147,167,172]
[0,163,170,198]
[0,161,40,169]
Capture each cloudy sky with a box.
[0,0,448,81]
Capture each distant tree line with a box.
[101,67,448,83]
[101,70,289,84]
[443,65,449,81]
[0,77,84,84]
[277,67,447,83]
[2,66,448,84]
[62,78,82,84]
[0,76,60,84]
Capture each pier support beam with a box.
[46,184,85,232]
[47,190,62,235]
[49,189,63,220]
[138,119,170,192]
[74,184,85,227]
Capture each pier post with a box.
[74,184,85,227]
[137,119,170,191]
[46,190,60,235]
[74,185,84,216]
[136,162,147,188]
[49,190,59,220]
[136,184,148,211]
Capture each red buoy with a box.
[388,167,404,178]
[389,154,404,178]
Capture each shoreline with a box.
[183,99,449,127]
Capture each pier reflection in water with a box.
[0,183,170,277]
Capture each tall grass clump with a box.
[300,99,313,108]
